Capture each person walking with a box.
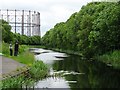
[9,42,13,56]
[14,41,19,56]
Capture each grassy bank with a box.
[52,47,120,69]
[1,60,48,89]
[1,42,48,89]
[1,42,29,56]
[51,48,83,56]
[11,51,34,65]
[29,45,46,49]
[1,42,34,65]
[28,45,82,56]
[97,50,120,69]
[37,45,120,69]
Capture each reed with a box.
[97,50,120,68]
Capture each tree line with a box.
[42,2,120,58]
[0,19,41,45]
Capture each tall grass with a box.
[0,81,2,90]
[1,42,48,88]
[19,45,29,54]
[2,75,35,89]
[1,42,34,65]
[2,75,25,88]
[1,42,9,55]
[29,61,48,80]
[97,50,120,68]
[1,41,28,56]
[2,61,48,89]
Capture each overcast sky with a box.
[0,0,93,36]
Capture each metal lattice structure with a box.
[92,0,119,2]
[0,9,40,36]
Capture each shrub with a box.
[29,61,48,80]
[98,50,120,68]
[2,42,9,55]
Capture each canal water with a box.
[30,48,120,88]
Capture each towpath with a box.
[0,56,25,80]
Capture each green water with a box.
[53,55,120,88]
[34,48,120,88]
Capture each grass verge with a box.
[2,60,48,89]
[1,42,33,65]
[2,75,35,88]
[97,50,120,69]
[1,42,48,88]
[11,51,34,65]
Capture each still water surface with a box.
[30,48,120,88]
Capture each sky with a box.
[0,0,93,36]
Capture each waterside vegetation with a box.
[1,42,48,89]
[97,50,120,69]
[42,2,120,68]
[0,31,48,88]
[0,1,120,88]
[1,61,48,89]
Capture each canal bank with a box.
[40,47,120,69]
[31,48,120,88]
[1,45,120,88]
[0,56,26,80]
[1,56,48,89]
[1,43,48,89]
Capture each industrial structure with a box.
[92,0,119,2]
[0,9,40,36]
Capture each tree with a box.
[0,19,13,43]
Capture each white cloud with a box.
[0,0,92,36]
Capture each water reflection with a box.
[35,50,68,65]
[53,55,120,88]
[35,77,70,88]
[31,48,120,88]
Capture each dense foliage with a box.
[0,19,41,45]
[0,19,13,43]
[42,2,120,58]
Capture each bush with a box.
[98,50,120,68]
[2,75,25,88]
[19,45,29,54]
[29,61,48,80]
[2,42,9,55]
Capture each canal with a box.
[30,48,120,88]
